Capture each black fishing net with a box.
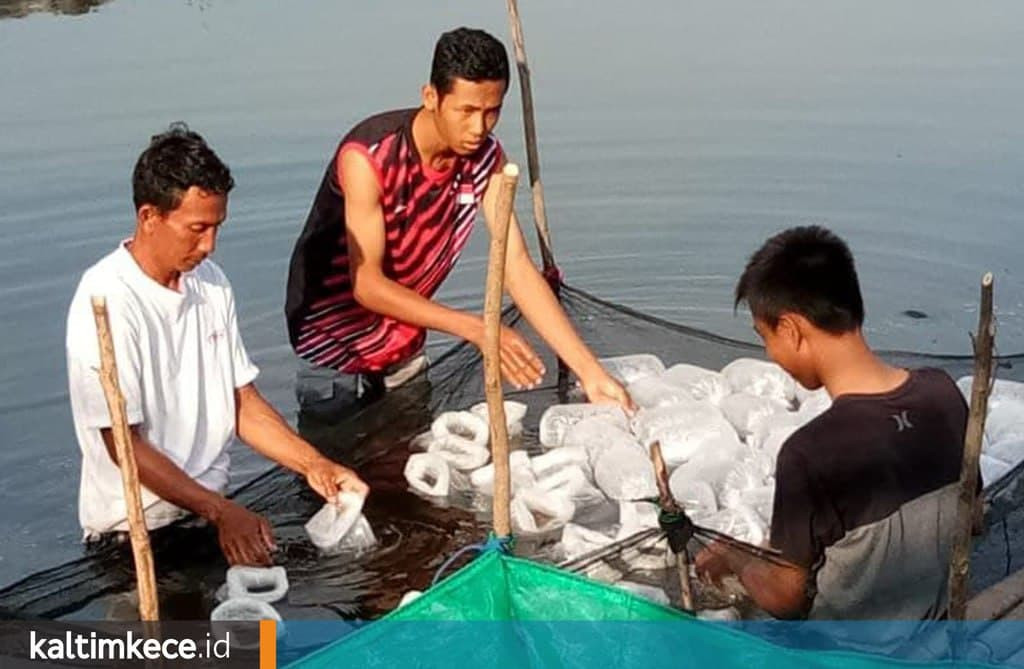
[1,284,1021,620]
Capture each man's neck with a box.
[126,238,181,291]
[411,108,456,173]
[816,333,909,399]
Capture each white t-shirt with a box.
[66,243,259,535]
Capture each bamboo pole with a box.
[91,296,160,622]
[650,442,695,611]
[948,272,996,620]
[505,0,556,273]
[484,164,521,538]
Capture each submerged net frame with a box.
[1,284,1022,621]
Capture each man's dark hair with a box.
[430,27,509,96]
[735,225,865,334]
[132,122,234,212]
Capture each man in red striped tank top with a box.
[286,27,633,413]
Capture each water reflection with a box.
[0,0,112,20]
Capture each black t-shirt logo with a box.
[891,410,914,432]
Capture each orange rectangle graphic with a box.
[259,619,277,669]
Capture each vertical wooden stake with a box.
[485,164,521,538]
[651,442,695,611]
[948,272,995,620]
[91,296,160,622]
[505,0,556,273]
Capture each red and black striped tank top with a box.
[285,108,504,373]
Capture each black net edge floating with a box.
[1,282,1022,620]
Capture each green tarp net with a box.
[287,550,1002,668]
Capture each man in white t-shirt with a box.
[66,124,368,566]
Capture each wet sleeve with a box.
[769,445,824,568]
[66,291,144,429]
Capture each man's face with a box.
[140,186,227,274]
[425,77,506,155]
[753,316,822,390]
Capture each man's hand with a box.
[305,457,370,502]
[695,541,736,587]
[579,367,636,413]
[209,500,276,566]
[477,325,545,390]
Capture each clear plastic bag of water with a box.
[660,363,731,405]
[593,442,657,500]
[539,404,628,448]
[404,453,451,497]
[721,358,797,405]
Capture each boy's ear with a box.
[422,84,439,112]
[776,313,804,348]
[786,312,821,350]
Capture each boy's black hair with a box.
[430,27,509,96]
[735,225,864,333]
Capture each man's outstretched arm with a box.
[100,427,274,566]
[234,382,368,501]
[480,170,634,409]
[340,148,544,389]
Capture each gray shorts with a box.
[295,353,429,411]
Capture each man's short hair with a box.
[735,225,865,334]
[132,122,234,212]
[430,27,510,96]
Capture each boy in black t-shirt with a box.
[695,226,968,619]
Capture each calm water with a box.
[1,0,1023,587]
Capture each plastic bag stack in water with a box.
[660,363,732,406]
[701,503,768,546]
[698,607,741,621]
[957,376,1024,485]
[428,411,490,470]
[631,402,739,468]
[211,596,282,623]
[305,491,377,555]
[593,442,658,501]
[718,392,789,440]
[560,416,640,467]
[526,449,606,515]
[560,523,616,560]
[721,358,797,406]
[225,566,289,603]
[617,580,670,606]
[795,387,832,421]
[404,453,452,497]
[470,450,535,496]
[753,423,801,462]
[511,488,576,535]
[626,375,703,410]
[650,417,740,470]
[631,401,725,444]
[668,434,744,498]
[538,404,629,448]
[668,478,719,519]
[617,500,661,539]
[597,354,666,385]
[470,400,528,439]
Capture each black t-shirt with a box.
[770,367,968,619]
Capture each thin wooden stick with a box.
[505,0,556,272]
[91,296,160,622]
[485,164,521,538]
[650,442,695,611]
[948,272,996,620]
